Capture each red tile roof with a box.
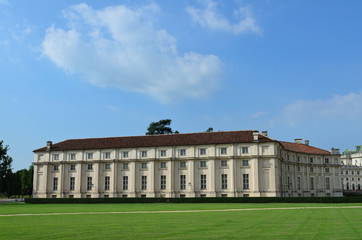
[33,130,274,152]
[279,141,331,155]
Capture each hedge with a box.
[25,196,362,204]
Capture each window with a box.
[53,178,58,191]
[297,177,301,190]
[297,166,301,172]
[297,156,300,162]
[200,175,207,189]
[325,167,329,173]
[180,161,186,168]
[86,195,91,198]
[70,177,75,191]
[105,176,110,190]
[310,167,314,172]
[70,154,76,160]
[242,147,249,154]
[141,176,147,190]
[87,153,93,160]
[326,177,330,190]
[221,174,228,189]
[105,152,111,159]
[104,195,109,198]
[70,165,76,171]
[123,163,129,170]
[219,160,226,167]
[310,177,314,190]
[200,148,206,155]
[221,148,227,155]
[287,176,290,190]
[87,164,93,170]
[352,171,354,175]
[141,151,147,158]
[69,195,74,198]
[141,162,147,169]
[54,165,59,171]
[161,175,166,190]
[53,154,59,161]
[242,160,249,167]
[180,194,186,198]
[346,171,348,175]
[160,150,166,157]
[87,177,93,190]
[310,157,313,163]
[243,174,249,189]
[180,175,186,190]
[358,171,360,175]
[122,151,129,158]
[123,176,128,190]
[180,149,186,156]
[325,158,329,164]
[161,162,167,168]
[200,161,207,168]
[105,164,111,170]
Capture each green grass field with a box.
[1,203,362,239]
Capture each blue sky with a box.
[1,0,362,170]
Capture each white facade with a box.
[341,146,362,192]
[32,131,343,198]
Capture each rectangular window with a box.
[325,167,329,173]
[87,164,93,170]
[325,158,329,164]
[161,162,167,168]
[70,154,76,160]
[297,156,300,162]
[346,171,348,175]
[180,175,186,190]
[53,154,59,160]
[180,161,186,168]
[105,164,111,170]
[141,151,147,158]
[53,165,59,171]
[243,174,249,189]
[141,176,147,190]
[326,177,330,190]
[105,176,110,190]
[221,160,227,167]
[200,161,207,168]
[123,163,129,170]
[200,148,206,155]
[310,167,314,172]
[160,150,166,157]
[242,147,249,154]
[70,165,76,171]
[123,176,128,190]
[297,166,301,172]
[220,148,227,155]
[180,149,186,156]
[122,151,129,158]
[53,177,58,191]
[87,177,92,190]
[221,174,228,189]
[161,175,166,190]
[105,152,111,159]
[70,177,75,191]
[310,177,314,190]
[310,157,313,163]
[242,160,249,167]
[141,162,147,169]
[87,153,93,160]
[200,175,207,189]
[297,177,301,190]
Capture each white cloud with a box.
[42,3,223,103]
[0,0,9,5]
[281,92,362,126]
[187,0,261,35]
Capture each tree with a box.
[146,119,173,135]
[205,127,213,132]
[0,140,13,197]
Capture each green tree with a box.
[205,127,213,132]
[146,119,173,135]
[0,140,13,197]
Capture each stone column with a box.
[252,158,260,197]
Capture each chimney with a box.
[46,141,52,151]
[253,131,259,142]
[294,139,303,144]
[262,131,268,136]
[305,140,309,146]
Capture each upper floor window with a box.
[180,149,186,156]
[105,163,111,170]
[220,148,227,155]
[200,161,207,168]
[297,156,300,162]
[325,167,329,173]
[105,152,111,159]
[53,165,59,171]
[200,148,206,155]
[160,150,166,157]
[161,162,167,168]
[70,165,76,171]
[180,161,186,168]
[87,164,93,170]
[242,160,249,167]
[141,162,147,169]
[123,163,129,170]
[70,154,76,160]
[310,157,313,163]
[122,151,129,158]
[87,153,93,160]
[53,154,59,161]
[310,167,314,172]
[221,160,227,167]
[141,151,147,158]
[242,147,249,154]
[325,158,329,164]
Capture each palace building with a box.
[32,130,343,198]
[341,146,362,193]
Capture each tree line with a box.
[0,140,33,198]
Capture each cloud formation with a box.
[42,3,223,103]
[187,0,261,35]
[281,92,362,126]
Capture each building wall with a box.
[341,150,362,192]
[33,142,342,198]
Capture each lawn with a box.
[1,203,362,239]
